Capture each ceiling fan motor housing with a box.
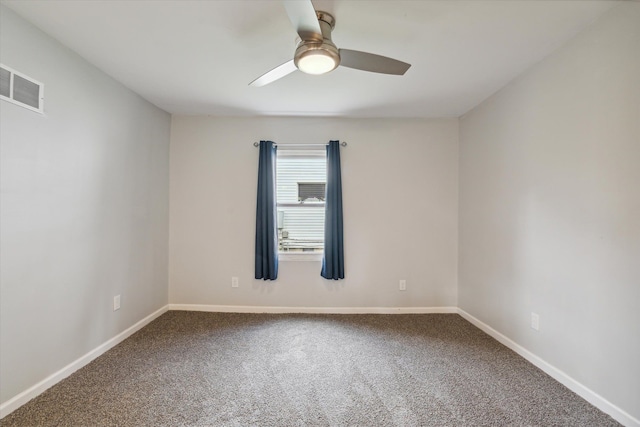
[294,11,341,74]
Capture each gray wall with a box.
[0,6,171,404]
[459,4,639,421]
[169,116,459,309]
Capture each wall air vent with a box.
[0,64,44,114]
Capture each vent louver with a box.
[298,182,326,202]
[0,64,44,113]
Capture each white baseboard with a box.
[457,308,639,427]
[168,304,458,314]
[0,305,169,419]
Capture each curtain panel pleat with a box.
[255,140,278,280]
[321,140,345,280]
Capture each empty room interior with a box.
[0,0,638,426]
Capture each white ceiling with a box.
[2,0,617,118]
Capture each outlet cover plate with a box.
[531,312,539,331]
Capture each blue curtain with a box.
[321,140,345,280]
[255,140,278,280]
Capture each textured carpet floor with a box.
[1,312,619,426]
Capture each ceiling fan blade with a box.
[339,49,411,75]
[249,60,298,87]
[283,0,322,41]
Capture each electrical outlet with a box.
[232,277,239,288]
[113,295,121,311]
[399,280,407,291]
[531,312,539,331]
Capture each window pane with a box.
[277,155,326,203]
[278,206,324,252]
[276,150,326,252]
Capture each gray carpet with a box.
[1,312,619,426]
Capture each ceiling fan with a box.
[249,0,411,87]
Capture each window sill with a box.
[279,252,323,262]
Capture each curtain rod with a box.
[253,141,347,148]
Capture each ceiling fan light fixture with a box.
[297,51,337,75]
[294,42,340,75]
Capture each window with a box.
[276,149,326,253]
